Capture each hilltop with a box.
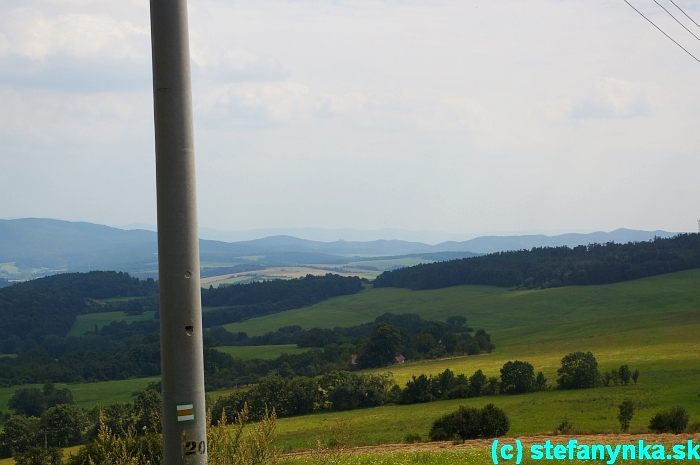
[0,218,678,280]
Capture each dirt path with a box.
[282,433,700,457]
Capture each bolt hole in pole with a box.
[185,326,194,336]
[184,271,192,279]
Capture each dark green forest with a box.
[0,271,158,352]
[0,272,367,386]
[201,274,363,327]
[374,234,700,290]
[0,311,494,388]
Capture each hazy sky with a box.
[1,0,699,235]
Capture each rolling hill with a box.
[0,218,678,280]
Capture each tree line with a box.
[0,271,364,355]
[203,320,493,390]
[201,274,364,327]
[208,351,638,424]
[373,234,700,290]
[0,351,650,463]
[0,316,493,388]
[0,271,158,354]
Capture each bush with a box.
[403,433,422,443]
[479,403,510,438]
[617,400,635,432]
[14,447,62,465]
[66,411,162,465]
[618,365,631,385]
[649,406,690,434]
[687,421,700,433]
[500,361,535,394]
[556,352,599,389]
[429,404,509,442]
[40,404,88,447]
[554,417,574,435]
[429,407,476,442]
[207,403,278,465]
[535,372,547,391]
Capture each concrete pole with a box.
[149,0,207,463]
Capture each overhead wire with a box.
[623,0,700,63]
[654,0,700,40]
[669,0,700,29]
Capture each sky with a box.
[1,0,699,237]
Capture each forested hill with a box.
[0,271,157,348]
[201,274,363,327]
[373,234,700,290]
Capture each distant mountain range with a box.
[0,218,679,279]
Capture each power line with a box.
[654,0,700,40]
[623,0,700,63]
[669,0,700,29]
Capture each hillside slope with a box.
[223,268,700,348]
[374,234,700,290]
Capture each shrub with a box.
[687,421,700,433]
[428,405,480,441]
[468,370,487,397]
[618,365,631,385]
[554,417,574,435]
[14,447,62,465]
[429,404,509,443]
[482,377,500,396]
[66,411,161,465]
[207,403,278,465]
[404,433,422,443]
[40,404,88,447]
[631,369,640,384]
[649,406,690,434]
[617,400,635,432]
[500,361,535,394]
[556,352,599,389]
[479,403,510,438]
[535,372,547,391]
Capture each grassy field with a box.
[270,320,700,450]
[2,270,700,461]
[279,442,700,465]
[100,296,144,303]
[347,257,435,271]
[203,274,257,288]
[214,344,310,360]
[218,270,700,451]
[0,262,19,275]
[223,269,700,345]
[67,310,157,336]
[0,376,160,413]
[201,266,377,289]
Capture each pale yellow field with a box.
[201,266,376,288]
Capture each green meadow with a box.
[272,320,700,450]
[233,270,700,450]
[280,447,700,465]
[214,344,310,360]
[68,310,157,336]
[2,269,699,460]
[223,269,700,343]
[347,257,435,271]
[0,377,160,413]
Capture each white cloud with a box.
[0,85,150,144]
[1,0,700,233]
[1,8,149,61]
[0,34,8,56]
[573,77,659,119]
[200,81,310,121]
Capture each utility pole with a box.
[149,0,207,463]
